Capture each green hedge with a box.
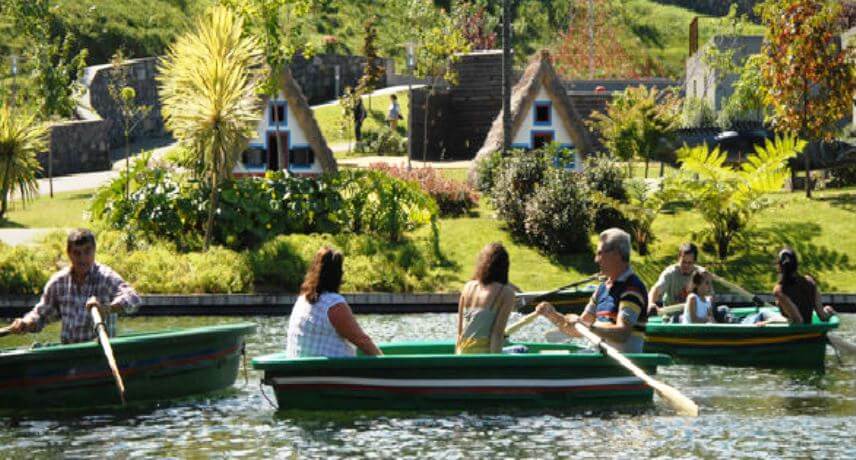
[0,230,449,295]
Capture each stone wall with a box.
[85,57,166,150]
[38,120,111,176]
[289,53,386,104]
[409,51,508,161]
[409,88,451,161]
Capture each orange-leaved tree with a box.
[758,0,856,198]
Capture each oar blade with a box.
[828,333,856,357]
[649,380,700,417]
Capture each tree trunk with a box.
[659,161,665,177]
[0,155,15,219]
[644,159,649,178]
[124,130,131,199]
[204,156,219,251]
[272,95,284,174]
[802,81,812,199]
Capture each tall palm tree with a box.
[0,106,47,220]
[157,5,263,249]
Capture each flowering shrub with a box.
[369,163,479,217]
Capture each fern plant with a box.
[673,134,805,259]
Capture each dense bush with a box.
[0,243,53,295]
[472,150,505,193]
[91,159,438,250]
[491,150,550,236]
[523,169,593,254]
[354,126,408,154]
[369,163,478,217]
[332,169,439,245]
[583,154,631,232]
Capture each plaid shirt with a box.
[23,263,142,344]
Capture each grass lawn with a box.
[314,91,410,148]
[418,187,856,294]
[0,190,94,229]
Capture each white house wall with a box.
[511,86,583,171]
[243,91,322,175]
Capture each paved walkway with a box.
[337,155,472,169]
[310,84,424,110]
[34,136,176,195]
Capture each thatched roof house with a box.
[235,68,337,177]
[471,50,594,172]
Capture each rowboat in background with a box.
[644,308,839,368]
[0,323,257,410]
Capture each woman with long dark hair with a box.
[286,247,382,357]
[771,247,836,325]
[456,242,518,354]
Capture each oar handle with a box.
[572,322,699,417]
[516,275,599,306]
[504,311,539,336]
[91,305,126,405]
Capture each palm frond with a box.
[157,5,263,181]
[0,106,47,215]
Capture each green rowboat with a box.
[253,341,671,411]
[644,308,839,368]
[0,323,256,410]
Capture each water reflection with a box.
[0,314,854,458]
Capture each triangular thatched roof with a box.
[274,68,338,173]
[472,50,594,165]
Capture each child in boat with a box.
[285,247,382,357]
[682,271,714,324]
[456,243,518,354]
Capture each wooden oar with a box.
[572,321,699,416]
[90,303,126,405]
[0,326,13,338]
[711,274,856,358]
[505,275,599,336]
[504,311,540,336]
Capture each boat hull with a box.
[0,323,257,410]
[644,309,838,368]
[253,341,670,411]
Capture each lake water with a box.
[1,314,855,459]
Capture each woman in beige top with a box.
[456,242,518,354]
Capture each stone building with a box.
[684,35,762,112]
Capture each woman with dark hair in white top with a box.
[286,247,382,358]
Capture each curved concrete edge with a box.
[1,293,854,317]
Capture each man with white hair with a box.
[536,228,648,353]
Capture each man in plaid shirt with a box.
[7,229,141,344]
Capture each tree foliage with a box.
[3,0,88,119]
[718,54,767,127]
[0,106,47,220]
[589,85,682,177]
[551,0,664,79]
[157,5,264,249]
[452,1,498,50]
[758,0,856,197]
[673,134,805,259]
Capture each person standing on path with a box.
[387,94,402,131]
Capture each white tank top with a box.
[286,292,356,358]
[682,294,711,324]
